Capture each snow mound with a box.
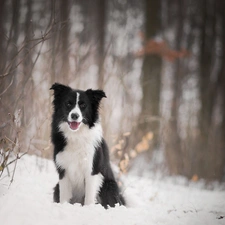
[0,155,224,225]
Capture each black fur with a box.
[53,183,60,203]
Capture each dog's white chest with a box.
[56,123,103,203]
[56,137,95,195]
[57,143,93,174]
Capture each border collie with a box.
[50,83,125,208]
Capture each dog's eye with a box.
[66,101,72,108]
[79,102,86,109]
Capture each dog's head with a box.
[50,83,106,131]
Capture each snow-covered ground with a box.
[0,155,224,225]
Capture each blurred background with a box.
[0,0,225,182]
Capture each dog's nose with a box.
[71,113,79,120]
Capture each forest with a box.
[0,0,225,183]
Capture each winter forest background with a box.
[0,0,225,183]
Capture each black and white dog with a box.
[50,83,125,208]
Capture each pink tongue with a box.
[69,122,80,130]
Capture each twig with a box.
[0,21,57,79]
[0,75,15,96]
[6,152,27,167]
[9,153,19,187]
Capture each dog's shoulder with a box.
[92,138,115,178]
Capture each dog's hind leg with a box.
[53,183,60,203]
[99,179,125,208]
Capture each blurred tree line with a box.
[0,0,225,181]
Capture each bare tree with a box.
[59,0,70,81]
[131,0,162,157]
[0,0,58,181]
[96,0,106,89]
[164,0,184,176]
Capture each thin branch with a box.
[6,152,27,167]
[0,21,59,79]
[0,75,15,96]
[9,153,19,187]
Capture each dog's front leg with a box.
[59,175,73,203]
[84,174,103,205]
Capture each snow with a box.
[0,155,225,225]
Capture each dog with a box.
[50,83,125,208]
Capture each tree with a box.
[196,0,224,180]
[96,0,106,89]
[59,0,70,81]
[133,0,162,155]
[163,0,225,180]
[164,0,184,176]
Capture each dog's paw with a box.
[84,198,96,205]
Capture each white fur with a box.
[68,93,83,125]
[56,120,103,205]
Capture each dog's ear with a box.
[86,89,107,104]
[50,83,71,97]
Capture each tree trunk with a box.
[59,0,70,81]
[0,0,20,137]
[214,0,225,180]
[0,0,7,138]
[198,0,217,179]
[132,0,162,155]
[96,0,106,89]
[165,0,184,176]
[0,0,6,73]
